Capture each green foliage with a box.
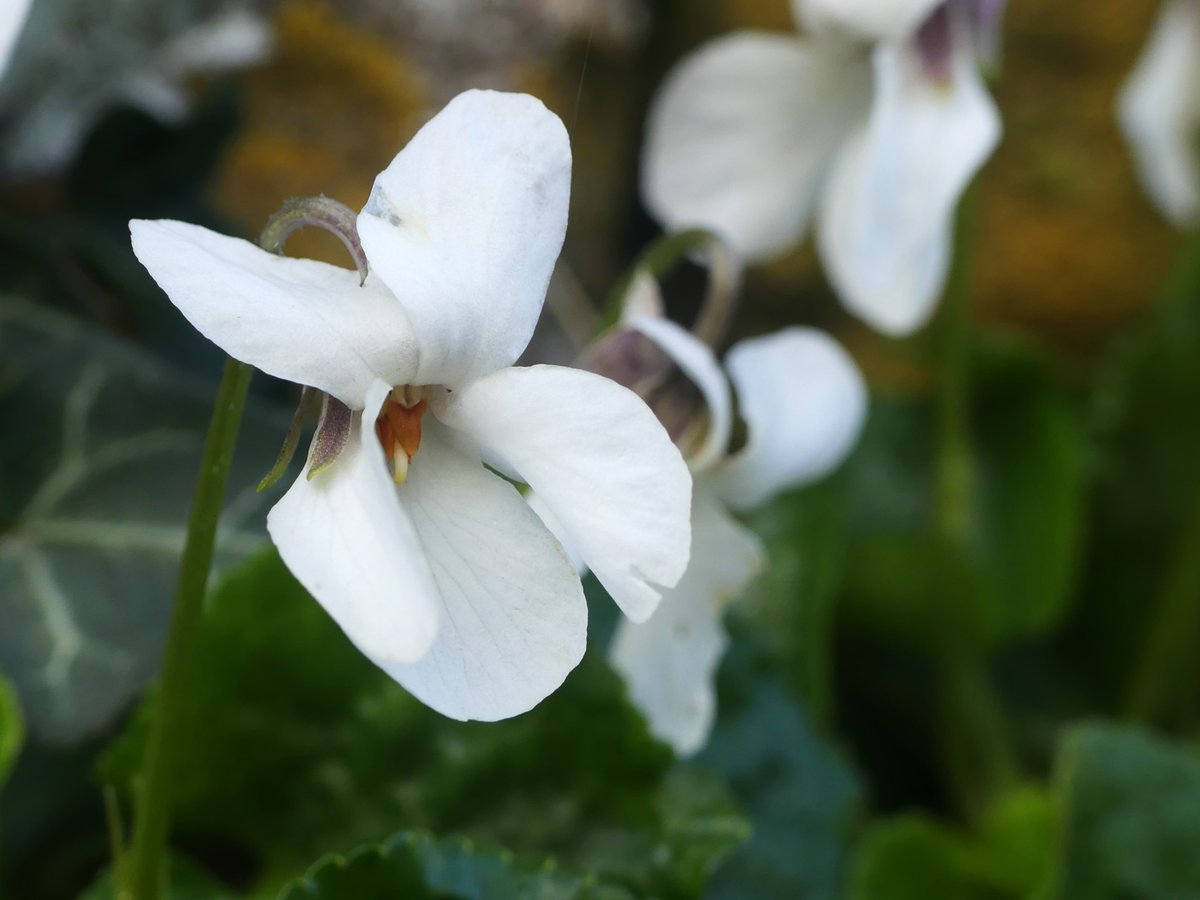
[847,787,1055,900]
[1076,238,1200,717]
[0,672,24,789]
[278,832,634,900]
[1047,723,1200,899]
[699,623,863,900]
[849,724,1200,900]
[842,338,1087,654]
[741,474,850,723]
[80,857,242,900]
[99,549,748,897]
[969,350,1088,641]
[0,299,290,744]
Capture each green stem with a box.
[1123,230,1200,725]
[1124,477,1200,725]
[931,190,1019,820]
[121,357,253,899]
[934,198,974,544]
[938,647,1019,821]
[598,229,739,343]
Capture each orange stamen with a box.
[374,394,428,484]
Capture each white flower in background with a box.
[580,272,866,755]
[0,5,272,178]
[641,0,1003,336]
[130,90,692,722]
[0,0,31,78]
[1118,0,1200,227]
[119,9,273,125]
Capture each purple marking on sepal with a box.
[915,4,955,84]
[577,327,705,448]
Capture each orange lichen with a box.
[209,0,428,267]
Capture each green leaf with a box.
[1046,723,1200,899]
[98,551,747,897]
[741,474,851,724]
[279,832,634,900]
[849,817,996,900]
[847,787,1055,900]
[0,672,23,788]
[79,857,242,900]
[698,625,863,900]
[841,339,1087,653]
[567,766,749,898]
[0,299,291,743]
[969,347,1087,642]
[1075,236,1200,716]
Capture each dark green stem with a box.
[1124,477,1200,725]
[599,229,739,343]
[934,200,975,544]
[937,646,1019,821]
[121,357,253,899]
[932,189,1018,820]
[1123,228,1200,726]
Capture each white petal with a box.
[817,39,1000,335]
[1117,0,1200,226]
[626,312,732,473]
[526,490,587,574]
[383,423,587,721]
[267,380,440,665]
[712,328,867,512]
[641,33,872,262]
[130,219,419,407]
[434,366,692,623]
[795,0,944,42]
[357,90,571,387]
[610,490,763,756]
[0,0,32,77]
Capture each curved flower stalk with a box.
[569,268,867,755]
[641,0,1003,336]
[131,90,692,722]
[1118,0,1200,227]
[0,0,31,78]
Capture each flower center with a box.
[375,386,428,484]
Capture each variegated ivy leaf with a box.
[0,299,290,744]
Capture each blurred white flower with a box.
[130,90,692,722]
[641,0,1002,336]
[0,0,31,78]
[1118,0,1200,227]
[0,5,272,178]
[584,272,866,755]
[119,9,273,125]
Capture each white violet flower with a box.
[571,272,867,754]
[641,0,1003,336]
[130,90,693,722]
[1118,0,1200,227]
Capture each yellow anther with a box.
[392,447,411,484]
